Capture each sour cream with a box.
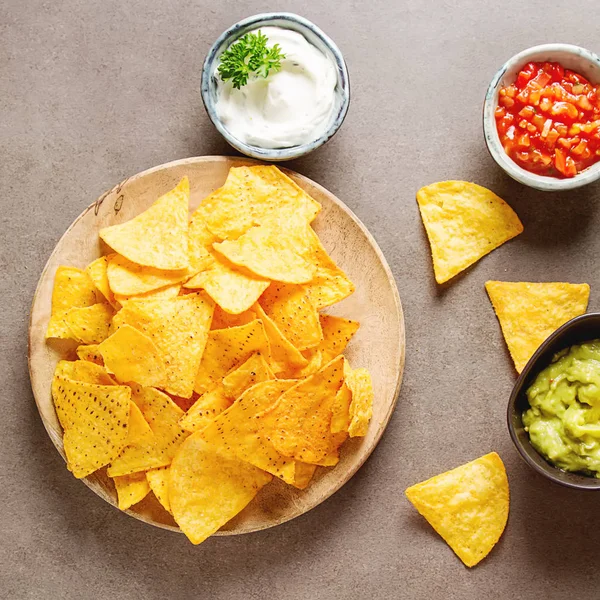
[215,27,337,149]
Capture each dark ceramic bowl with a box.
[508,312,600,490]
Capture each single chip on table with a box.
[99,177,190,270]
[112,471,150,510]
[98,324,166,387]
[213,224,316,285]
[485,281,590,373]
[346,367,374,437]
[47,303,114,344]
[194,319,271,395]
[169,432,273,545]
[259,284,323,351]
[55,359,115,386]
[51,374,131,478]
[85,255,118,308]
[184,255,269,315]
[179,387,233,433]
[200,380,315,488]
[195,165,321,241]
[146,466,172,514]
[106,254,190,297]
[113,283,181,305]
[416,181,523,284]
[113,293,214,398]
[221,352,274,400]
[258,356,347,465]
[211,306,257,330]
[107,385,188,477]
[405,452,509,568]
[76,344,103,365]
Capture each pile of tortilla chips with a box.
[46,166,374,545]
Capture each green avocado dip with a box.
[523,339,600,478]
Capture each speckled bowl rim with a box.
[483,43,600,191]
[200,12,350,161]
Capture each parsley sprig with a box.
[217,30,286,89]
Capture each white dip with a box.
[215,26,337,149]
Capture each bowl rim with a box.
[200,12,350,161]
[483,43,600,191]
[507,312,600,490]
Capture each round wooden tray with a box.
[28,156,405,535]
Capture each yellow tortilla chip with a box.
[169,432,273,545]
[112,471,150,510]
[54,359,115,386]
[146,466,172,514]
[107,385,188,477]
[211,306,257,330]
[222,352,274,400]
[416,181,523,284]
[259,284,322,351]
[258,356,346,464]
[485,281,590,373]
[85,255,118,307]
[303,228,355,309]
[346,367,374,437]
[107,254,189,297]
[200,380,311,487]
[405,452,509,567]
[315,314,360,363]
[184,256,269,315]
[188,211,216,275]
[213,224,316,284]
[113,293,214,398]
[126,400,152,445]
[100,177,190,270]
[113,283,181,305]
[98,324,166,387]
[194,320,271,395]
[331,382,352,434]
[179,387,232,433]
[76,344,103,365]
[52,375,131,478]
[50,304,114,344]
[195,165,320,240]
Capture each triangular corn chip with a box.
[98,324,166,387]
[47,304,114,344]
[55,359,115,386]
[211,306,257,330]
[51,374,131,478]
[485,281,590,373]
[113,283,181,305]
[113,293,214,398]
[100,177,190,270]
[169,432,273,544]
[221,352,274,400]
[76,344,103,365]
[112,471,150,510]
[146,466,172,514]
[179,387,232,433]
[85,256,118,308]
[405,452,509,567]
[416,181,523,284]
[331,382,352,434]
[346,367,374,437]
[126,401,152,445]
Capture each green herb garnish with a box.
[217,30,285,90]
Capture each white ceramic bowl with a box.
[483,44,600,191]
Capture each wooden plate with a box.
[28,156,405,535]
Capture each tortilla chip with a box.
[85,256,118,307]
[179,387,233,433]
[416,181,523,284]
[195,165,320,240]
[54,359,115,386]
[194,320,271,395]
[485,281,590,373]
[184,257,269,314]
[169,432,273,544]
[52,375,131,478]
[98,324,166,387]
[127,400,152,445]
[331,382,352,434]
[405,452,509,567]
[258,356,346,464]
[50,304,114,344]
[222,352,274,400]
[76,344,103,365]
[259,284,322,351]
[211,306,257,330]
[113,293,214,398]
[107,254,189,297]
[188,211,217,275]
[99,177,190,270]
[213,224,316,284]
[146,466,171,513]
[303,228,355,309]
[113,283,181,305]
[113,471,150,510]
[317,314,360,362]
[346,367,374,437]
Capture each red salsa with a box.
[495,61,600,178]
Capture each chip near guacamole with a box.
[45,166,374,545]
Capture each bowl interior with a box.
[509,313,600,489]
[201,13,350,160]
[483,44,600,191]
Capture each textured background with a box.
[2,1,600,598]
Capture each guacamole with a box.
[523,339,600,478]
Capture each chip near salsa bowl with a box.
[28,156,405,537]
[484,44,600,191]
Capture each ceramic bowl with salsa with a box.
[484,44,600,191]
